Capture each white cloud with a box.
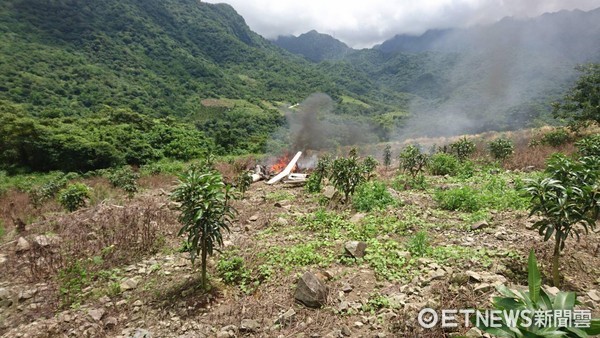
[203,0,599,48]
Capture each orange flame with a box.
[270,153,298,173]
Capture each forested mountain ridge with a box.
[0,0,412,172]
[273,30,354,62]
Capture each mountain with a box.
[0,0,412,171]
[273,30,353,62]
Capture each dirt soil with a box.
[1,171,599,338]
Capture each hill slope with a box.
[273,30,353,62]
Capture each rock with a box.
[275,308,296,326]
[294,271,328,308]
[396,251,411,261]
[470,221,490,231]
[0,288,13,308]
[474,283,493,294]
[543,286,560,297]
[337,301,349,312]
[465,327,483,338]
[341,283,353,293]
[240,319,260,332]
[18,288,37,300]
[0,254,7,266]
[248,214,259,222]
[104,316,118,329]
[466,270,482,282]
[323,186,336,199]
[427,269,446,282]
[133,300,143,307]
[587,290,600,302]
[33,234,61,247]
[16,237,30,252]
[88,308,105,322]
[349,213,366,224]
[216,332,233,338]
[494,231,508,241]
[132,328,153,338]
[344,241,367,258]
[341,325,352,336]
[98,295,111,304]
[276,217,289,226]
[353,321,364,328]
[120,278,139,291]
[221,325,237,333]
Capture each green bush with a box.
[398,145,428,178]
[392,174,427,191]
[449,137,476,161]
[329,149,369,201]
[217,253,252,286]
[353,181,395,212]
[58,183,91,212]
[428,153,459,176]
[488,138,514,160]
[434,186,481,212]
[29,172,79,208]
[575,134,600,157]
[539,128,572,147]
[107,166,139,197]
[383,145,392,168]
[306,155,331,194]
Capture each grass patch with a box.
[260,240,336,273]
[265,190,295,202]
[353,180,396,212]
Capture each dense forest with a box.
[1,0,599,173]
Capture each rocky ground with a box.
[1,165,599,338]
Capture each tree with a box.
[383,145,392,170]
[525,154,599,286]
[170,165,237,290]
[553,63,600,129]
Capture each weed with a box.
[57,183,91,212]
[538,128,572,147]
[266,190,295,202]
[57,260,90,308]
[0,220,4,239]
[428,153,459,176]
[364,239,409,281]
[406,230,430,257]
[488,138,515,160]
[261,241,335,273]
[392,173,427,190]
[435,186,482,212]
[107,166,139,197]
[353,181,395,212]
[362,293,395,314]
[450,137,476,161]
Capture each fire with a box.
[270,153,298,173]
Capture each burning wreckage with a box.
[251,151,308,186]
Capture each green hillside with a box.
[0,0,409,172]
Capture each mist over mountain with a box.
[276,7,600,137]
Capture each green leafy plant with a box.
[525,154,599,286]
[489,138,515,160]
[170,165,237,290]
[476,250,600,337]
[29,172,79,208]
[362,156,379,180]
[393,173,428,190]
[539,128,572,147]
[306,155,331,193]
[329,149,367,202]
[450,137,476,161]
[398,145,428,178]
[57,260,90,308]
[107,166,139,198]
[434,186,482,212]
[406,230,430,257]
[575,134,600,157]
[428,153,459,176]
[383,145,392,169]
[553,63,600,129]
[353,180,395,212]
[234,172,252,197]
[57,183,90,212]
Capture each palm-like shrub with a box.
[477,250,600,337]
[306,155,331,193]
[329,149,375,202]
[170,166,237,290]
[525,154,599,286]
[383,145,392,169]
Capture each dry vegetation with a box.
[0,127,599,338]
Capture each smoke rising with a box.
[268,93,379,156]
[394,8,600,140]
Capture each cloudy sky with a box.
[203,0,600,48]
